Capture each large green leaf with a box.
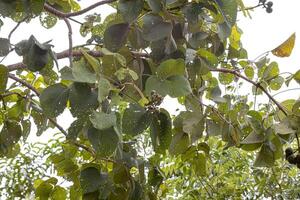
[97,78,111,104]
[104,23,130,52]
[87,127,119,156]
[254,144,275,167]
[118,0,144,23]
[69,83,98,117]
[72,59,97,83]
[142,14,172,41]
[150,109,172,154]
[145,75,192,97]
[40,83,69,118]
[216,0,238,26]
[0,38,10,57]
[169,131,190,156]
[122,104,152,136]
[80,167,108,194]
[90,111,117,130]
[146,0,163,13]
[22,35,52,72]
[0,65,8,94]
[0,121,22,152]
[156,59,185,80]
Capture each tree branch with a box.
[209,67,288,116]
[7,50,148,71]
[63,17,73,68]
[8,73,120,162]
[44,0,117,18]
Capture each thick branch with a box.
[210,68,288,116]
[44,0,117,18]
[7,50,148,71]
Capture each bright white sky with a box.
[0,0,299,142]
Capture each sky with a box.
[0,0,299,142]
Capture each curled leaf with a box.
[271,33,296,57]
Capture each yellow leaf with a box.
[271,33,296,57]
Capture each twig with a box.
[7,50,148,71]
[8,74,40,96]
[241,3,264,11]
[209,67,288,116]
[63,17,73,68]
[8,73,119,163]
[68,17,83,25]
[8,17,28,41]
[44,0,117,18]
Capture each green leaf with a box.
[273,120,295,135]
[51,186,67,200]
[156,59,185,80]
[206,119,222,136]
[292,99,300,116]
[142,14,172,41]
[23,35,51,72]
[0,65,8,94]
[104,23,129,52]
[0,38,10,57]
[217,0,238,27]
[81,50,101,74]
[146,0,163,13]
[263,62,279,80]
[169,131,190,156]
[196,49,218,67]
[244,65,254,80]
[97,78,111,103]
[87,127,119,156]
[269,76,284,91]
[80,167,108,194]
[90,111,117,130]
[67,117,87,140]
[192,153,206,177]
[72,59,97,83]
[122,104,151,136]
[293,69,300,84]
[118,0,144,23]
[182,111,204,142]
[0,121,22,151]
[254,144,275,167]
[40,83,69,118]
[210,86,227,103]
[114,68,139,81]
[145,75,192,97]
[69,83,98,117]
[35,180,53,199]
[241,131,264,144]
[150,109,172,154]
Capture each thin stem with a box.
[63,17,73,68]
[8,17,28,41]
[8,73,119,163]
[69,17,83,25]
[272,88,300,97]
[209,67,288,116]
[44,0,117,18]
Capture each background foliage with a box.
[0,0,300,199]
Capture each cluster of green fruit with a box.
[259,0,273,13]
[285,147,300,168]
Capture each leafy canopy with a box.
[0,0,300,199]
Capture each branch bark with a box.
[44,0,117,18]
[7,50,148,71]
